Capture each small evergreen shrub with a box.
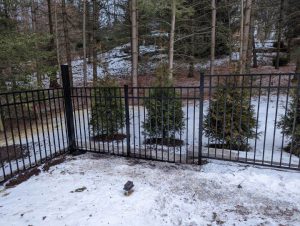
[278,92,300,156]
[89,77,125,139]
[143,65,185,145]
[204,82,257,151]
[272,57,289,67]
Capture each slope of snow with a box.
[72,44,132,85]
[0,153,299,226]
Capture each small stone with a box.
[74,186,87,192]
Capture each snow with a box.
[70,42,231,86]
[71,43,165,85]
[0,153,299,226]
[72,44,132,84]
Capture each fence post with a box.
[124,85,131,156]
[198,72,205,165]
[61,65,76,153]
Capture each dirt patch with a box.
[5,167,41,188]
[4,155,67,188]
[42,156,66,172]
[0,144,29,162]
[207,143,250,152]
[145,138,184,147]
[92,134,127,142]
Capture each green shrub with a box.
[143,65,185,142]
[278,91,300,156]
[204,82,257,151]
[272,57,289,67]
[89,78,125,138]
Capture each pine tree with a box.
[143,64,184,145]
[89,77,125,139]
[278,91,300,156]
[204,81,257,151]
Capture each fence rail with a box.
[0,66,299,182]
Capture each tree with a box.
[204,80,257,151]
[278,90,300,156]
[83,0,87,86]
[210,0,216,75]
[90,77,125,138]
[143,64,184,144]
[275,0,284,69]
[241,0,252,74]
[54,0,61,83]
[61,0,73,86]
[46,0,59,87]
[168,0,176,79]
[92,0,99,84]
[131,0,138,91]
[239,0,244,74]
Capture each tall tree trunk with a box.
[168,0,176,79]
[31,0,42,87]
[227,0,232,65]
[210,0,216,75]
[47,0,59,87]
[246,2,254,72]
[54,0,61,84]
[251,1,257,68]
[62,0,73,86]
[86,1,92,63]
[131,0,138,92]
[239,0,244,74]
[252,29,257,68]
[83,0,87,86]
[241,0,252,74]
[92,0,99,84]
[275,0,284,69]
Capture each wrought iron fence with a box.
[0,88,69,182]
[71,71,300,170]
[0,65,299,182]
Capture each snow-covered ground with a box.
[72,44,132,84]
[0,153,299,226]
[70,43,231,86]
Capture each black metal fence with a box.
[70,73,300,171]
[1,66,299,182]
[0,88,69,182]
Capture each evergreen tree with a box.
[204,81,257,151]
[89,77,125,139]
[278,91,300,156]
[143,64,184,145]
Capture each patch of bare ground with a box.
[42,155,67,172]
[4,155,67,188]
[117,64,296,88]
[92,134,127,142]
[144,138,184,147]
[5,167,41,188]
